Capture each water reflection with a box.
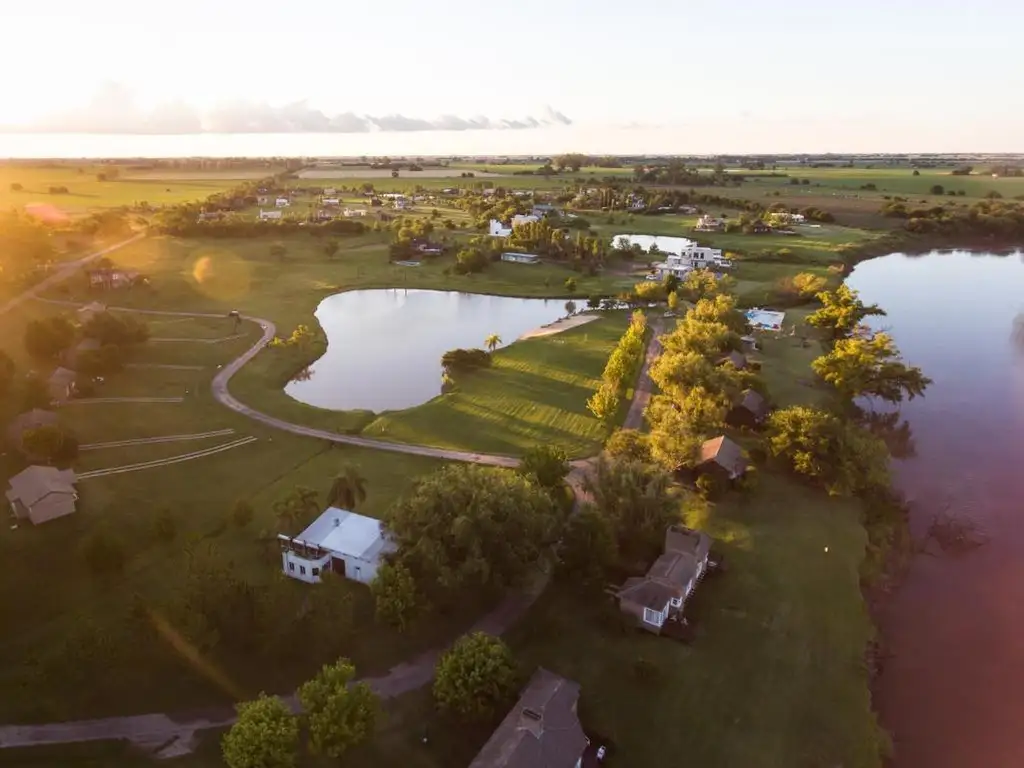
[283,289,568,412]
[856,408,917,460]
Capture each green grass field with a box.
[507,470,881,768]
[0,166,271,216]
[0,298,473,723]
[363,312,630,457]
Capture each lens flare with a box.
[188,249,252,302]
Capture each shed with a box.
[697,435,748,480]
[727,389,769,428]
[6,465,78,525]
[469,668,588,768]
[278,507,396,584]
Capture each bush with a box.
[440,347,491,377]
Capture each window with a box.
[642,607,665,627]
[670,596,682,608]
[312,568,320,576]
[300,566,306,575]
[288,563,295,572]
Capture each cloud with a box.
[20,87,572,134]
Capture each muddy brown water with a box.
[847,250,1024,767]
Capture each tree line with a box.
[587,311,649,423]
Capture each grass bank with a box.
[363,312,630,457]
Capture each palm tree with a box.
[484,334,502,353]
[327,465,368,510]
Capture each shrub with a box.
[440,347,491,377]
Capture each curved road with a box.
[0,297,661,753]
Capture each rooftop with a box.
[6,465,77,507]
[294,507,393,559]
[469,668,588,768]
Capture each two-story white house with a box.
[278,507,396,585]
[654,245,730,277]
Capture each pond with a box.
[284,289,570,412]
[613,233,694,255]
[847,250,1024,768]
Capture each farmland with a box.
[0,165,283,216]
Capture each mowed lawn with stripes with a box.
[363,312,631,457]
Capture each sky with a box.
[2,0,1022,151]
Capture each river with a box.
[847,250,1024,767]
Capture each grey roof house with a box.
[717,350,748,370]
[727,389,769,428]
[6,465,78,525]
[697,435,749,480]
[469,668,589,768]
[616,525,713,634]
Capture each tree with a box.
[667,291,680,313]
[807,285,886,340]
[565,300,577,316]
[298,659,379,759]
[586,381,620,424]
[269,242,287,261]
[273,486,320,532]
[21,373,50,410]
[587,296,602,310]
[10,182,22,191]
[564,277,577,293]
[645,399,704,471]
[22,424,78,463]
[433,632,518,721]
[83,312,149,345]
[557,503,616,584]
[678,269,732,303]
[584,456,678,560]
[484,333,502,353]
[765,406,891,496]
[326,465,367,510]
[24,316,75,360]
[812,333,932,403]
[930,184,945,195]
[384,465,561,601]
[605,429,652,463]
[222,694,299,768]
[0,350,13,395]
[323,239,340,259]
[517,444,569,492]
[370,561,419,629]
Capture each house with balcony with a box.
[278,507,396,585]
